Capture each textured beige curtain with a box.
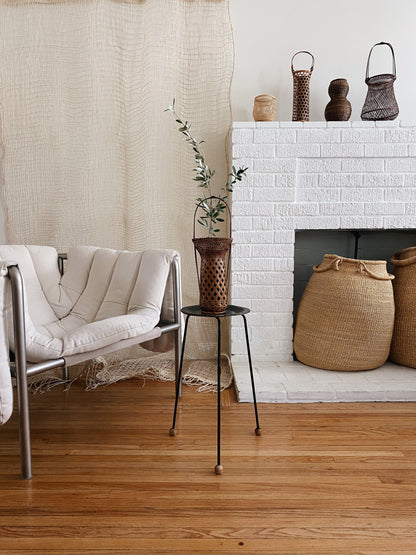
[0,0,234,359]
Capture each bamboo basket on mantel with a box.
[294,254,395,371]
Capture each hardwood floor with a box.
[1,378,416,553]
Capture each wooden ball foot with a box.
[169,428,176,436]
[255,427,262,436]
[214,464,223,475]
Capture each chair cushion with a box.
[0,262,12,424]
[0,246,177,362]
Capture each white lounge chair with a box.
[0,245,182,479]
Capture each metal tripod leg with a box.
[214,317,223,475]
[242,314,262,436]
[169,314,190,436]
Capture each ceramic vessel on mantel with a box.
[324,78,352,121]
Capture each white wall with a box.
[230,0,416,122]
[1,1,414,244]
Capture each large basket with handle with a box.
[294,254,395,371]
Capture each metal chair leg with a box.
[214,317,223,475]
[242,314,261,436]
[62,366,69,381]
[9,265,32,479]
[172,256,182,397]
[169,314,190,436]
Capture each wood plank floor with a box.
[1,378,416,553]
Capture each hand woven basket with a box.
[361,42,399,121]
[390,247,416,367]
[291,51,314,122]
[192,197,232,314]
[294,254,395,371]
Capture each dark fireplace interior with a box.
[294,229,416,321]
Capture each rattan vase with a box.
[390,247,416,367]
[193,197,232,314]
[324,78,351,121]
[193,237,232,314]
[291,51,314,122]
[294,254,395,371]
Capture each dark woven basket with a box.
[291,51,314,122]
[389,247,416,368]
[361,42,399,121]
[193,197,232,314]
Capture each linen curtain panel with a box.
[0,0,234,359]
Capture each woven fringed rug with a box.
[27,351,233,394]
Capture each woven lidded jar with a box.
[253,94,276,121]
[294,254,395,371]
[390,247,416,367]
[324,78,352,121]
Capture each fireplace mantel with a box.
[231,121,416,402]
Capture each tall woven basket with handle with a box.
[291,50,314,122]
[361,41,399,121]
[192,197,232,314]
[390,247,416,367]
[294,254,395,371]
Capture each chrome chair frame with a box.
[8,254,182,480]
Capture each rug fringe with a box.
[24,353,233,394]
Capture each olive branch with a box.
[166,99,248,237]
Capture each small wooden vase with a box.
[253,94,276,121]
[324,78,352,121]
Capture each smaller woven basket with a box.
[193,197,232,314]
[253,94,276,122]
[361,42,399,121]
[390,247,416,367]
[291,51,314,122]
[294,255,395,371]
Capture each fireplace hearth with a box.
[231,121,416,402]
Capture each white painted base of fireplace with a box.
[232,359,416,403]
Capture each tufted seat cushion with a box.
[0,245,177,362]
[0,262,12,424]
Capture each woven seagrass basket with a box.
[390,247,416,367]
[294,254,395,371]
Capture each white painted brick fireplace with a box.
[231,120,416,403]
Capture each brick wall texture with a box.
[231,121,416,362]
